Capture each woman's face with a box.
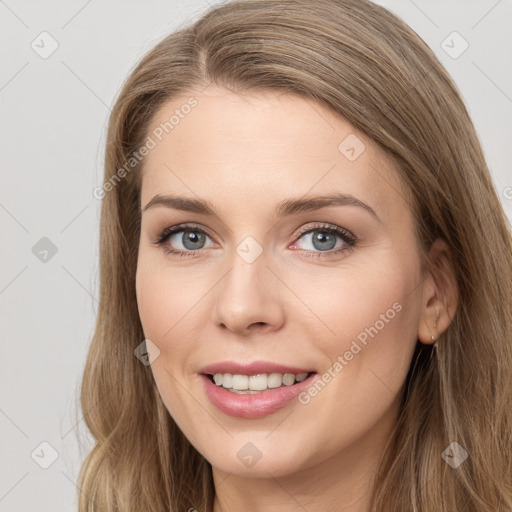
[136,86,429,478]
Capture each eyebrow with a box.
[142,192,380,222]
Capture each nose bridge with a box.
[212,239,285,333]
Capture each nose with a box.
[211,252,286,336]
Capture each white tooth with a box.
[282,373,295,386]
[222,373,233,389]
[249,374,268,391]
[215,372,308,390]
[267,373,283,388]
[295,372,308,382]
[232,374,249,390]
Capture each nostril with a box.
[248,322,267,330]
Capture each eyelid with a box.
[293,222,354,240]
[152,222,216,245]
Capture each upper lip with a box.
[199,360,315,375]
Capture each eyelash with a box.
[152,222,357,259]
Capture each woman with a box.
[78,0,512,510]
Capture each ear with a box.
[417,238,459,345]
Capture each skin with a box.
[135,85,458,512]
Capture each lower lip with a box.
[200,373,317,419]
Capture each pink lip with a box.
[198,361,317,419]
[199,360,314,375]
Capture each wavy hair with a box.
[77,0,512,510]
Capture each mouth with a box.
[199,368,318,419]
[204,371,315,393]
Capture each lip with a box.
[199,360,314,375]
[199,361,317,419]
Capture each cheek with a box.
[284,258,422,423]
[135,260,195,393]
[135,256,206,342]
[135,260,205,434]
[287,258,418,352]
[136,266,169,345]
[281,263,421,456]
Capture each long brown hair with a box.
[77,0,512,510]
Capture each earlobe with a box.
[419,306,440,345]
[417,238,459,345]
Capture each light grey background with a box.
[0,0,511,510]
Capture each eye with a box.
[153,222,357,258]
[153,223,214,256]
[289,223,357,258]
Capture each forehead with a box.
[139,86,410,223]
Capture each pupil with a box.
[183,230,205,250]
[313,231,336,251]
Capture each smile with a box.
[200,371,317,418]
[209,372,310,392]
